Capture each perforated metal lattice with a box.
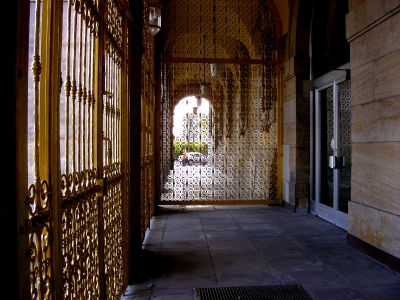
[159,0,280,202]
[339,81,351,207]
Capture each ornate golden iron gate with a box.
[21,0,130,298]
[140,57,156,241]
[158,0,282,204]
[140,0,158,241]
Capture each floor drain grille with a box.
[193,284,315,300]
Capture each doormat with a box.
[193,284,315,300]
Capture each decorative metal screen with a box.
[102,0,125,298]
[140,58,156,240]
[25,0,129,298]
[159,0,280,202]
[339,81,351,213]
[60,1,102,298]
[140,0,157,241]
[324,87,334,207]
[26,0,55,298]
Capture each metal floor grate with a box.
[193,284,315,300]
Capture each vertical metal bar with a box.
[31,2,44,298]
[90,22,95,170]
[78,9,83,172]
[88,32,92,170]
[97,1,106,298]
[48,0,64,297]
[310,87,315,211]
[32,0,42,195]
[121,18,129,290]
[333,80,339,215]
[64,0,72,176]
[113,54,117,163]
[315,87,321,213]
[82,7,88,172]
[71,2,78,178]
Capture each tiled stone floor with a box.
[121,205,400,300]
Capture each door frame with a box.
[310,63,350,230]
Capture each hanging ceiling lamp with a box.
[210,0,220,78]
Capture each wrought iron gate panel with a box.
[59,0,102,298]
[139,0,157,241]
[103,163,123,299]
[26,0,54,298]
[140,59,154,241]
[24,0,129,298]
[140,65,155,240]
[102,0,125,298]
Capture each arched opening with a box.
[158,0,282,204]
[173,96,212,163]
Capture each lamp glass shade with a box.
[210,63,220,78]
[149,5,161,35]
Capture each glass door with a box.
[314,75,351,230]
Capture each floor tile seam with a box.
[154,274,221,278]
[226,209,265,249]
[213,271,282,276]
[323,283,372,300]
[157,211,169,253]
[159,247,210,250]
[279,235,352,269]
[227,209,250,235]
[246,224,347,286]
[299,250,366,297]
[199,213,219,284]
[357,282,400,290]
[230,209,285,284]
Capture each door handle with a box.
[329,156,346,169]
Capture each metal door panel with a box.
[313,71,350,230]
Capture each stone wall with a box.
[282,1,312,212]
[346,0,400,259]
[283,56,310,211]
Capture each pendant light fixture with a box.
[200,35,211,96]
[210,0,220,78]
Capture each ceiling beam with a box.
[158,57,281,65]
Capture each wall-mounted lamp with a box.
[149,2,162,35]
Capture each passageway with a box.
[122,205,400,299]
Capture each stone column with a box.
[282,53,310,212]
